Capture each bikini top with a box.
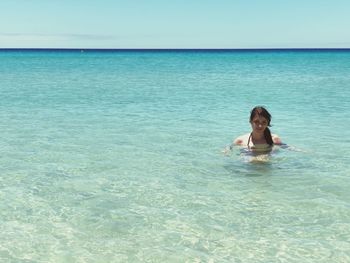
[247,133,273,152]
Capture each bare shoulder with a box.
[234,133,250,145]
[234,137,244,145]
[272,134,282,145]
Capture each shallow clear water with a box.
[0,50,350,262]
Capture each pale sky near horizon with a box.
[1,0,349,48]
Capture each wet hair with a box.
[250,106,273,146]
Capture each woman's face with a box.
[250,114,268,134]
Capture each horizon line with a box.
[1,48,350,52]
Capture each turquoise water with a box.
[0,50,350,262]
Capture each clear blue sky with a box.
[1,0,349,48]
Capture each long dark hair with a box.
[250,106,273,146]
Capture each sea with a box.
[0,49,349,262]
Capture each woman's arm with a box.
[222,136,243,155]
[272,134,282,145]
[234,137,243,145]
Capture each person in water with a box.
[234,106,282,152]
